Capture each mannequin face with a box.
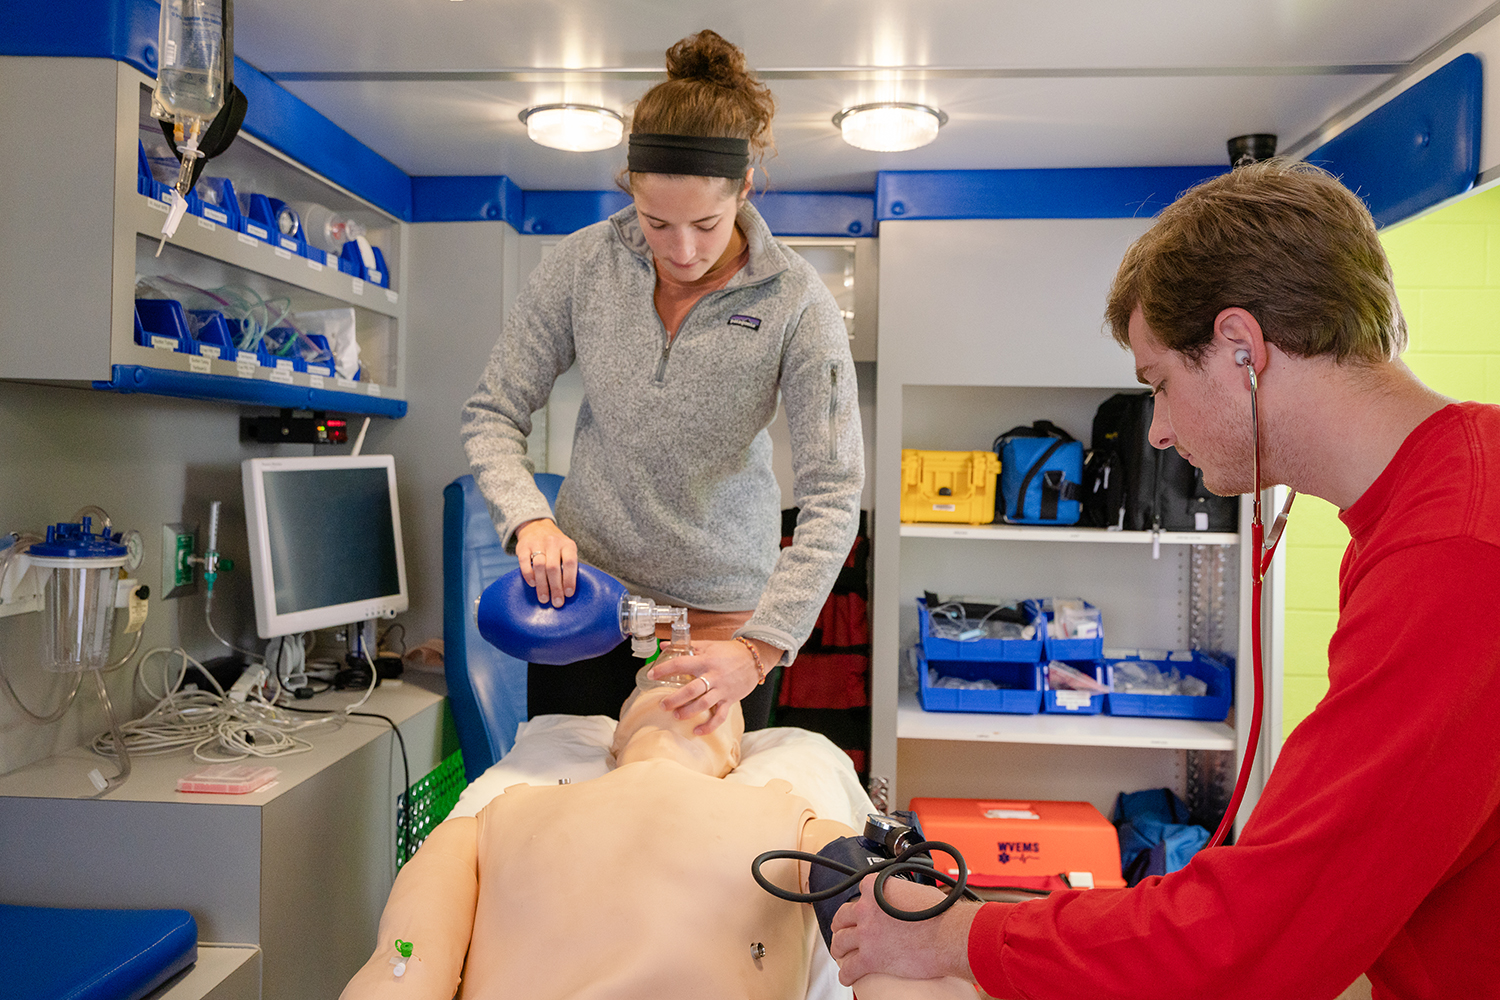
[612,685,744,777]
[632,171,752,283]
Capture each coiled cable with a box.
[751,839,980,922]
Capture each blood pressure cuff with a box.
[810,836,882,948]
[809,834,939,947]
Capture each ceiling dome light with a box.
[833,102,948,152]
[519,104,624,152]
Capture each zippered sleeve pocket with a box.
[827,361,840,461]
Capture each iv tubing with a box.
[88,667,132,798]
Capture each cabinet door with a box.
[877,217,1152,387]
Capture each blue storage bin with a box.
[266,197,308,256]
[192,176,240,229]
[134,299,197,354]
[259,327,307,372]
[136,141,152,196]
[1043,660,1108,715]
[339,240,390,287]
[187,310,239,362]
[1104,650,1232,721]
[1038,598,1105,660]
[301,334,335,378]
[916,648,1043,714]
[919,598,1044,665]
[150,180,202,217]
[238,191,278,244]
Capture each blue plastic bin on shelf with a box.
[1037,599,1105,661]
[192,177,240,229]
[339,241,390,287]
[238,192,278,244]
[149,180,202,218]
[258,328,307,372]
[1104,650,1232,721]
[1043,660,1108,715]
[918,598,1044,665]
[136,141,152,196]
[186,310,239,362]
[265,197,308,256]
[301,334,335,378]
[134,299,196,355]
[916,648,1043,714]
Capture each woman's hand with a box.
[655,637,776,735]
[514,518,578,607]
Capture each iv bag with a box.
[152,0,228,125]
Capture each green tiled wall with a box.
[1281,183,1500,734]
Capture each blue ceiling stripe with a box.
[411,175,526,225]
[0,0,157,76]
[875,166,1230,221]
[233,58,413,221]
[519,190,633,235]
[1307,53,1481,228]
[753,192,876,237]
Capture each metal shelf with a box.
[899,523,1239,545]
[133,194,401,318]
[896,691,1235,750]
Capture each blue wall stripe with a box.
[1306,53,1481,228]
[875,166,1229,221]
[0,0,157,77]
[752,192,875,237]
[411,175,525,225]
[233,58,413,221]
[519,190,633,235]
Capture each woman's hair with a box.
[623,30,776,194]
[1106,157,1406,365]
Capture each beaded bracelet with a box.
[734,636,767,685]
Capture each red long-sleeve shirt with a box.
[968,401,1500,1000]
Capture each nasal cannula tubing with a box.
[1209,359,1296,849]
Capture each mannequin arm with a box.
[798,819,977,1000]
[340,817,480,1000]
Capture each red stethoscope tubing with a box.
[1206,363,1292,850]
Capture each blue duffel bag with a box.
[994,421,1085,525]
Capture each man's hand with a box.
[515,518,577,607]
[656,637,773,735]
[830,874,981,987]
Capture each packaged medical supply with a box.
[176,763,279,794]
[900,449,1002,524]
[1039,597,1104,660]
[1043,660,1109,714]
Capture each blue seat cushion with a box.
[3,903,198,1000]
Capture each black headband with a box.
[627,133,751,179]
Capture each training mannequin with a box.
[340,685,968,1000]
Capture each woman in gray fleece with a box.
[461,30,863,734]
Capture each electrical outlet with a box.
[162,523,198,599]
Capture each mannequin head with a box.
[611,684,745,777]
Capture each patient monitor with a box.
[241,455,409,639]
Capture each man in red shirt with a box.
[830,160,1500,999]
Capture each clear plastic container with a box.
[151,0,227,124]
[177,763,280,794]
[27,520,128,673]
[287,201,367,254]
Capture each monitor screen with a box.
[242,455,409,638]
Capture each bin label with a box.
[236,359,257,379]
[270,368,294,384]
[188,355,211,374]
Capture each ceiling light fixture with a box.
[833,102,948,152]
[518,104,624,152]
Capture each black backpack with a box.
[1083,392,1239,532]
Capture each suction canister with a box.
[26,519,128,673]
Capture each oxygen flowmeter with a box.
[149,0,247,252]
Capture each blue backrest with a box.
[442,472,564,782]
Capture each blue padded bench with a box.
[5,903,198,1000]
[443,472,564,782]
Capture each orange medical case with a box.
[910,797,1125,889]
[899,449,1002,524]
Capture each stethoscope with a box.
[1209,350,1296,848]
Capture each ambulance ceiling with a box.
[236,0,1498,190]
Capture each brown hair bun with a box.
[631,30,776,164]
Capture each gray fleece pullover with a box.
[461,201,864,662]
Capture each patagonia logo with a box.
[727,314,761,330]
